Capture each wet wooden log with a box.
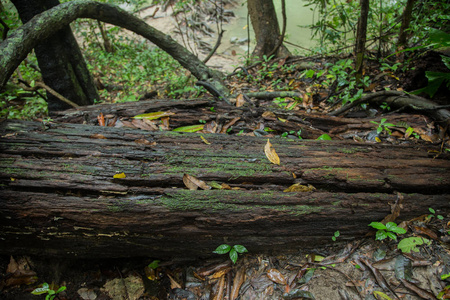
[1,120,449,259]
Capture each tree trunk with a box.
[354,0,370,83]
[0,0,228,102]
[247,0,290,59]
[1,119,449,259]
[10,0,99,111]
[397,0,415,48]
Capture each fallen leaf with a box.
[90,134,107,139]
[167,274,182,289]
[173,124,204,132]
[236,94,245,107]
[267,268,287,285]
[201,135,211,145]
[97,112,105,126]
[134,139,156,146]
[132,111,174,120]
[264,139,280,165]
[183,174,211,190]
[283,184,316,192]
[113,172,126,179]
[230,267,245,300]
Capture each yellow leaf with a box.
[200,135,211,145]
[264,139,280,165]
[133,111,174,120]
[283,184,315,192]
[113,172,126,179]
[375,137,381,143]
[277,117,287,123]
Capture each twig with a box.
[19,79,79,108]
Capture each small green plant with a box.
[428,207,444,220]
[331,230,340,241]
[31,283,66,300]
[370,118,395,135]
[213,244,248,264]
[368,221,406,241]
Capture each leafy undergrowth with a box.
[1,212,449,299]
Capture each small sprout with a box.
[213,244,248,264]
[332,230,340,241]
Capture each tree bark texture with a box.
[1,119,449,259]
[11,0,98,111]
[247,0,290,59]
[0,0,227,99]
[397,0,415,48]
[354,0,370,83]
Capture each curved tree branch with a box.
[0,0,228,99]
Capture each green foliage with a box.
[322,59,367,106]
[316,134,332,140]
[331,230,340,241]
[428,207,444,220]
[397,237,431,253]
[370,118,395,135]
[0,88,48,120]
[31,283,66,300]
[147,260,160,269]
[369,222,406,241]
[213,244,248,264]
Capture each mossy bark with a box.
[1,120,449,259]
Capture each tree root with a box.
[329,90,450,125]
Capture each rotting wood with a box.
[0,120,449,259]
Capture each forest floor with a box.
[1,1,450,299]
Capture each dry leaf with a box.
[264,139,280,165]
[236,94,245,107]
[183,174,211,190]
[167,274,182,289]
[134,139,156,146]
[266,268,287,285]
[90,134,107,139]
[283,184,315,192]
[230,267,245,300]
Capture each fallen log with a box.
[0,120,449,260]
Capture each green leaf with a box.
[373,290,393,300]
[376,230,388,241]
[213,244,231,254]
[386,231,397,241]
[172,124,204,132]
[398,237,431,253]
[385,222,398,231]
[229,248,238,264]
[429,208,436,214]
[316,134,332,140]
[233,245,248,254]
[148,260,160,269]
[55,286,66,293]
[298,268,315,284]
[441,273,450,280]
[32,283,50,295]
[390,226,406,235]
[369,222,387,230]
